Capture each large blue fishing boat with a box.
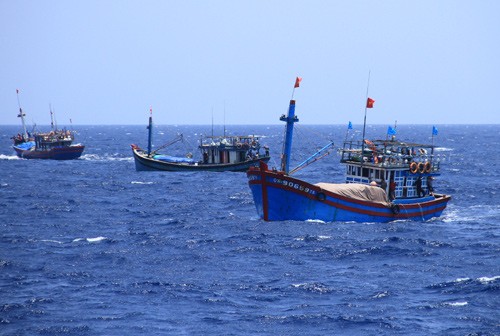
[131,110,270,172]
[247,84,451,223]
[11,91,85,160]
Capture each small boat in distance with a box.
[247,81,451,223]
[12,90,85,160]
[131,110,270,172]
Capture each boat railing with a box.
[341,140,441,173]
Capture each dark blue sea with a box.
[1,124,499,335]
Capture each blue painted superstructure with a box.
[247,94,450,223]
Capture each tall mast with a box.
[280,100,298,173]
[211,107,214,138]
[361,71,371,155]
[280,77,302,174]
[147,106,153,156]
[16,89,28,139]
[223,101,226,137]
[360,71,373,173]
[50,104,55,131]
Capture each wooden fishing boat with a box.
[247,81,450,223]
[11,91,84,160]
[131,111,270,172]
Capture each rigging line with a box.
[293,125,336,161]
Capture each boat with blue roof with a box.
[131,110,270,172]
[11,90,85,160]
[247,80,451,222]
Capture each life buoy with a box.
[317,192,326,201]
[236,143,242,149]
[424,162,431,173]
[410,162,418,174]
[418,162,425,173]
[390,203,400,215]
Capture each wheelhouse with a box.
[340,139,441,199]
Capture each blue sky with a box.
[1,1,499,126]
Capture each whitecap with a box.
[477,275,500,284]
[444,301,468,307]
[0,154,19,160]
[372,291,389,299]
[81,154,101,160]
[455,277,470,283]
[72,236,107,243]
[87,236,107,243]
[40,239,64,244]
[131,181,153,185]
[305,219,326,224]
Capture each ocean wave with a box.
[39,239,64,244]
[80,154,133,162]
[305,219,326,224]
[131,181,154,185]
[372,291,389,299]
[443,301,468,307]
[291,282,332,294]
[73,236,107,243]
[294,235,331,241]
[428,275,500,294]
[477,275,500,284]
[0,154,19,160]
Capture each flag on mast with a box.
[294,77,302,88]
[366,97,375,108]
[348,121,353,130]
[432,126,438,136]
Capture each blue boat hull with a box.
[247,164,451,223]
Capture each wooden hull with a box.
[132,147,270,172]
[247,163,451,223]
[13,145,85,160]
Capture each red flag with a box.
[366,97,375,108]
[294,77,302,88]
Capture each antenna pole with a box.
[147,106,153,156]
[50,104,55,131]
[211,107,214,138]
[360,71,371,171]
[16,89,28,139]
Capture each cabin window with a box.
[362,168,369,178]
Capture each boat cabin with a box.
[340,139,441,199]
[199,135,269,165]
[33,130,74,151]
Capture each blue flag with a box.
[348,121,353,130]
[432,126,438,136]
[387,126,397,136]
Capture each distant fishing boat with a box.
[131,110,270,172]
[247,79,451,222]
[11,90,85,160]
